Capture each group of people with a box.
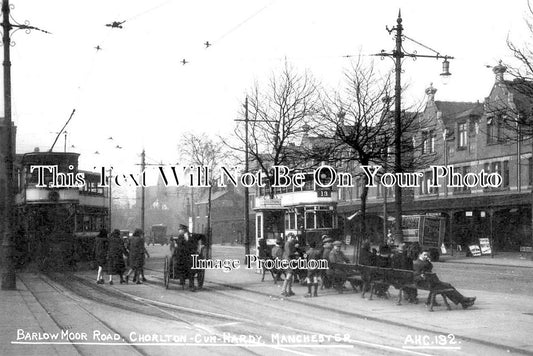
[358,241,476,308]
[260,233,354,298]
[261,234,476,309]
[93,228,150,285]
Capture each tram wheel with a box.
[164,256,170,289]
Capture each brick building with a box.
[337,63,533,252]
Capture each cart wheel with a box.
[164,256,170,289]
[197,270,205,289]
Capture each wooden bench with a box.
[328,262,365,292]
[328,263,455,311]
[386,269,455,311]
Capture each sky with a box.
[3,0,532,178]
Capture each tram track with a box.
[134,268,442,355]
[19,273,149,356]
[43,273,292,356]
[142,263,533,356]
[65,272,400,355]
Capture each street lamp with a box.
[374,10,454,244]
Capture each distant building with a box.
[194,185,253,245]
[134,175,192,236]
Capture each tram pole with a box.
[1,0,15,290]
[141,149,146,235]
[244,97,250,257]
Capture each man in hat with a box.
[413,250,476,309]
[320,235,334,289]
[327,240,353,293]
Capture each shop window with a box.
[503,160,509,187]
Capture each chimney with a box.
[425,83,437,102]
[493,60,507,83]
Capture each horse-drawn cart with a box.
[163,233,206,290]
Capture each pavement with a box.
[1,249,532,355]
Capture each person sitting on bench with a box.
[413,250,476,309]
[390,243,418,303]
[328,240,356,293]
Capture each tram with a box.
[254,170,340,251]
[14,151,109,270]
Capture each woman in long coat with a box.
[106,229,127,284]
[94,229,108,284]
[125,229,147,284]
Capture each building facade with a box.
[336,64,533,252]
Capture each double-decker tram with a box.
[254,170,340,251]
[14,151,109,270]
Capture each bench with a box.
[387,269,455,311]
[328,263,455,311]
[327,263,366,293]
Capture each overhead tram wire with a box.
[213,0,276,45]
[177,1,277,67]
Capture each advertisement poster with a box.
[478,238,492,255]
[1,1,532,355]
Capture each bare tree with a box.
[226,61,321,198]
[179,132,231,258]
[313,58,430,261]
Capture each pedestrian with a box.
[304,241,321,297]
[359,241,372,266]
[281,233,296,297]
[106,229,127,285]
[94,229,108,284]
[321,235,334,289]
[269,237,285,283]
[125,229,146,284]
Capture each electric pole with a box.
[243,97,250,256]
[1,0,49,290]
[141,149,146,235]
[108,168,113,231]
[1,0,15,290]
[235,97,276,258]
[374,10,453,244]
[235,97,251,256]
